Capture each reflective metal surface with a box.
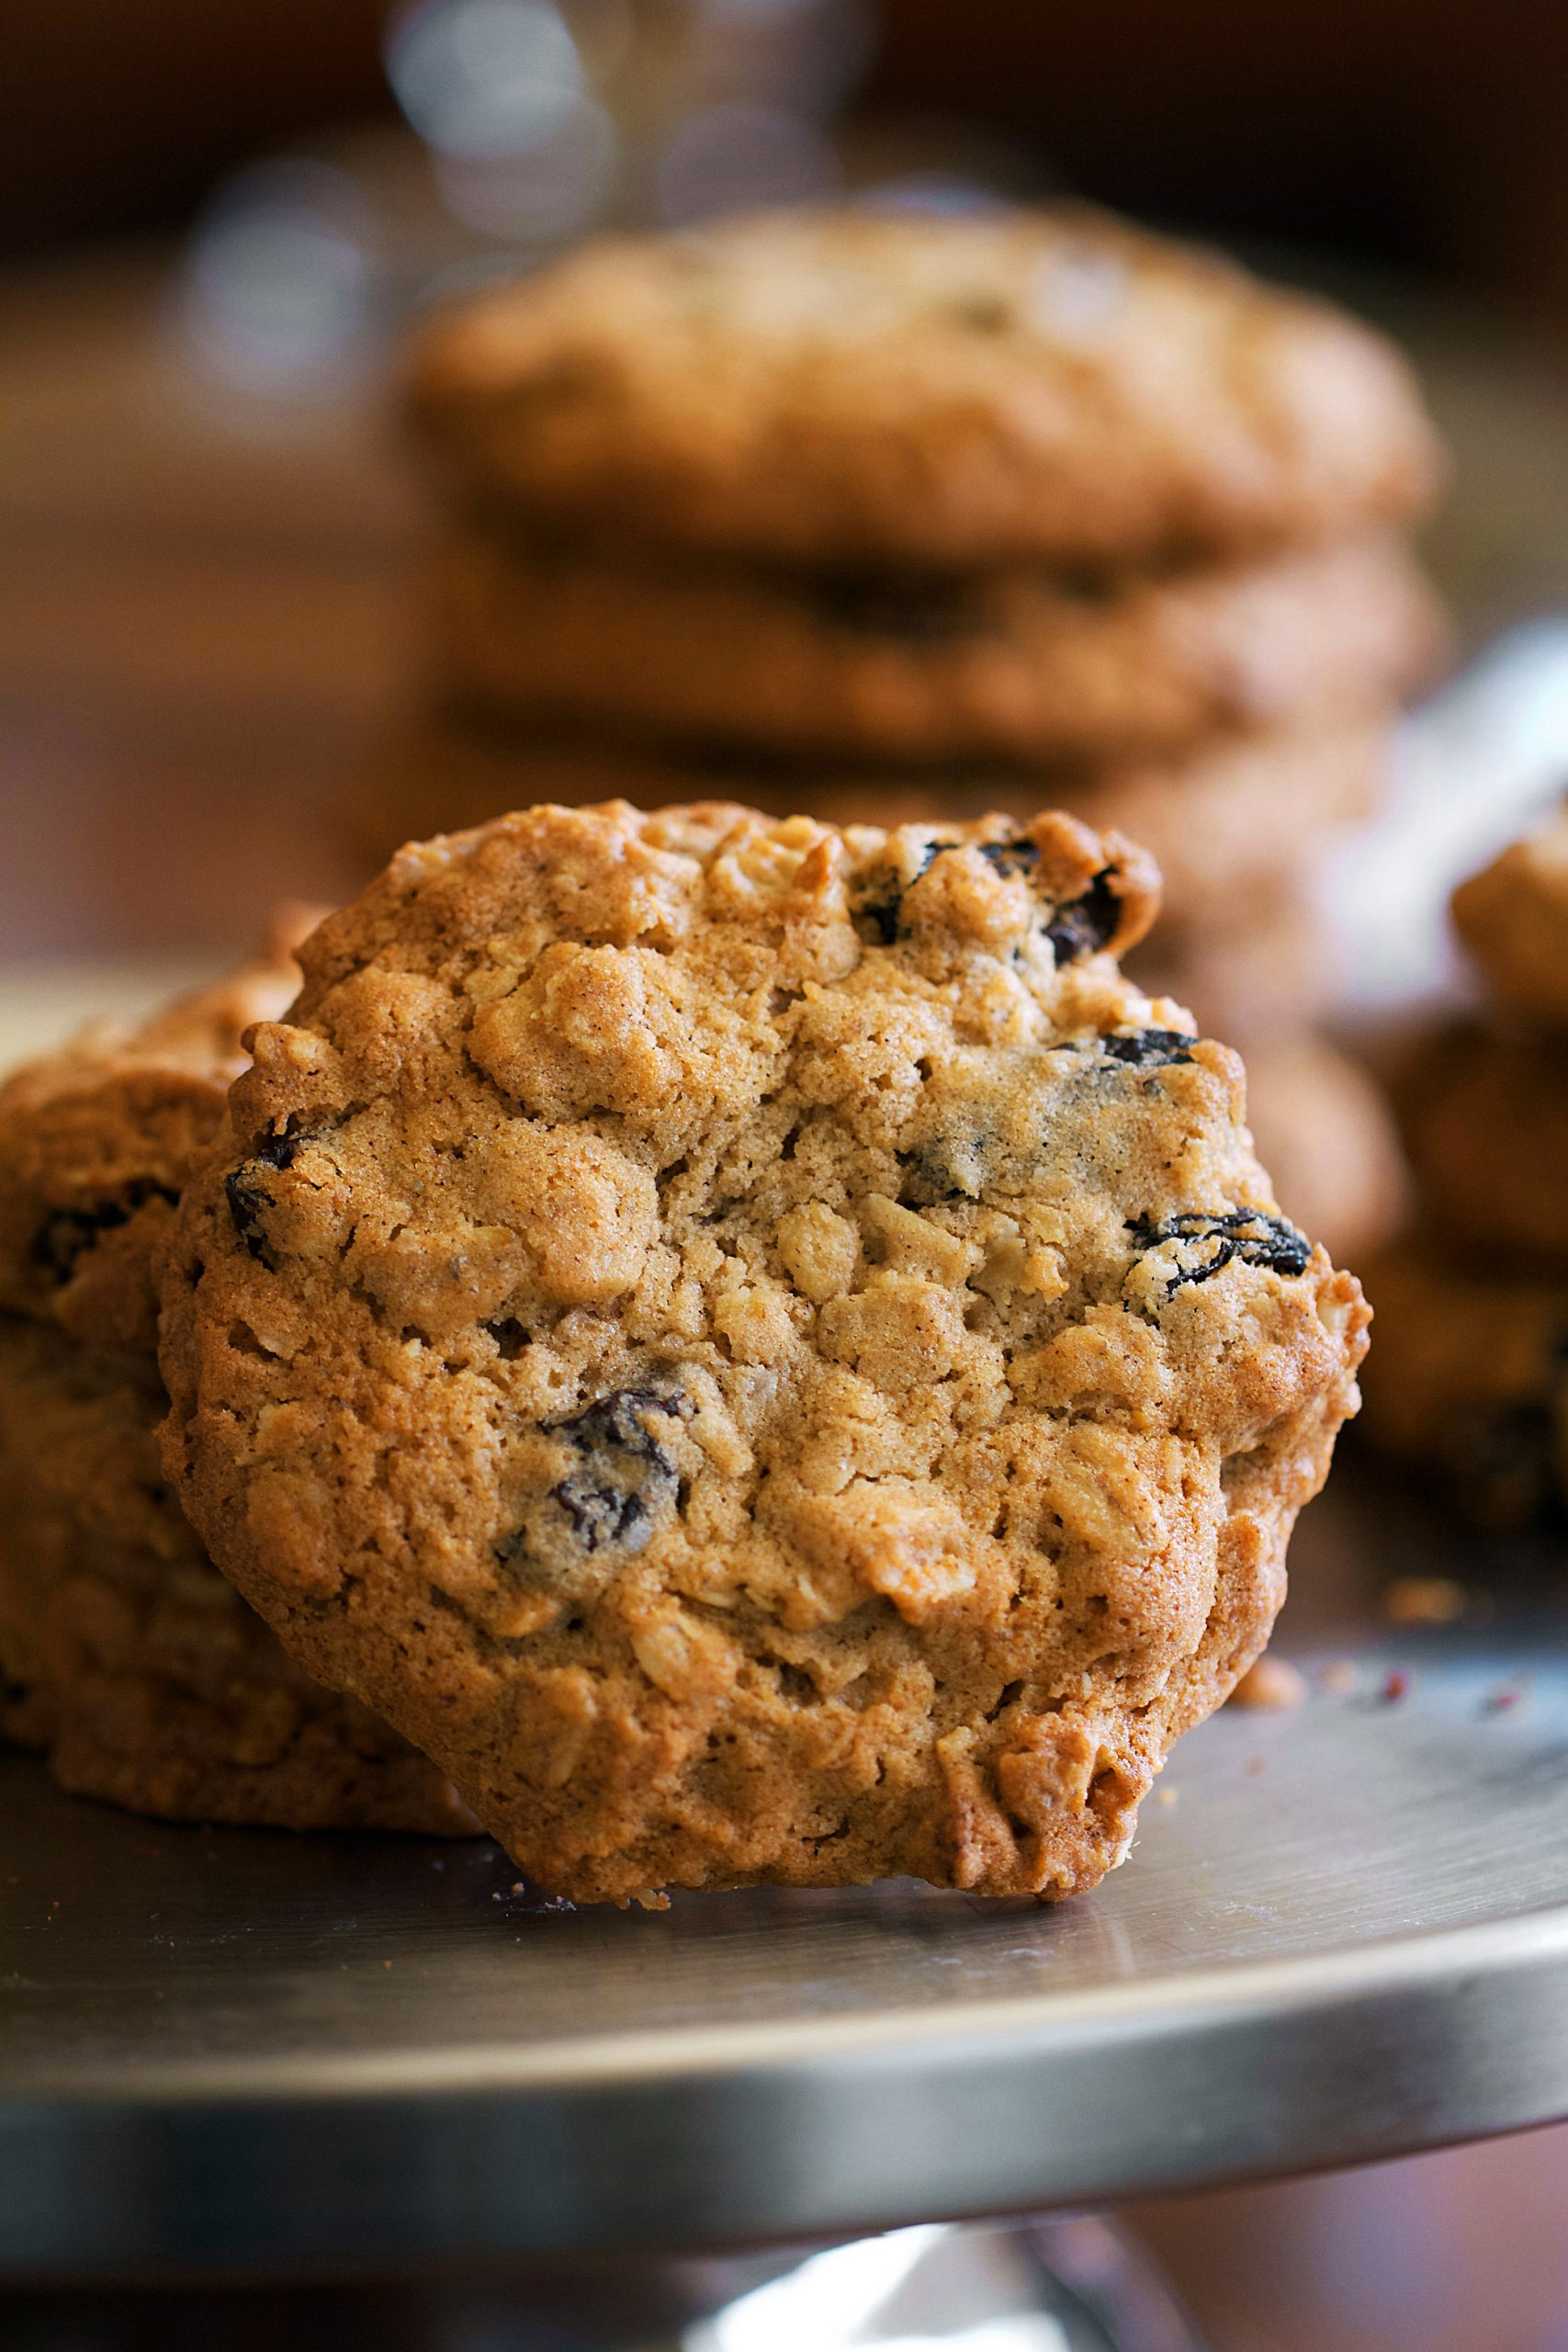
[5,1494,1568,2276]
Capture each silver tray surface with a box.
[4,1489,1568,2277]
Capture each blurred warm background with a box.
[8,7,1568,2347]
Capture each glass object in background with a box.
[171,0,873,408]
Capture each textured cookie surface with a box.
[0,929,479,1837]
[1452,803,1568,1023]
[160,800,1367,1903]
[0,1317,479,1832]
[434,526,1443,764]
[352,718,1388,939]
[0,917,316,1355]
[408,206,1441,565]
[1359,1244,1568,1532]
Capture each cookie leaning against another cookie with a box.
[0,912,316,1355]
[432,526,1445,766]
[407,206,1441,567]
[0,1317,479,1834]
[0,924,480,1838]
[1452,801,1568,1023]
[159,799,1368,1905]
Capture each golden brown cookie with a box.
[0,910,320,1355]
[0,929,479,1837]
[408,207,1441,566]
[0,1316,479,1833]
[431,525,1444,765]
[159,799,1367,1904]
[349,717,1389,941]
[1401,1025,1568,1262]
[1359,1241,1568,1532]
[1451,801,1568,1023]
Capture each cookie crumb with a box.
[1229,1656,1306,1710]
[1383,1576,1465,1625]
[1380,1668,1411,1704]
[1321,1657,1357,1694]
[1156,1784,1179,1808]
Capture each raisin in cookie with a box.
[1452,801,1568,1023]
[432,526,1444,765]
[0,1317,479,1832]
[1359,1242,1568,1532]
[351,717,1388,940]
[1401,1025,1568,1262]
[159,800,1367,1904]
[407,206,1441,567]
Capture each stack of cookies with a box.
[0,914,478,1834]
[365,204,1448,1259]
[6,799,1371,1899]
[1364,803,1568,1529]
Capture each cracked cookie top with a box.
[407,204,1441,567]
[158,800,1368,1902]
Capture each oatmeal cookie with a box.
[1451,801,1568,1023]
[1359,1242,1568,1532]
[1401,1026,1568,1261]
[407,207,1441,566]
[159,799,1367,1904]
[0,1315,479,1832]
[0,910,321,1355]
[432,526,1444,765]
[351,718,1388,939]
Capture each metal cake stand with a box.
[4,1484,1568,2347]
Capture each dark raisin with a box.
[1099,1029,1195,1070]
[978,838,1041,880]
[1044,867,1121,966]
[850,841,944,946]
[809,571,970,642]
[224,1128,309,1265]
[1126,1208,1313,1295]
[898,1130,989,1204]
[30,1178,179,1284]
[547,1386,687,1555]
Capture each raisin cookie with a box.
[351,716,1388,940]
[160,800,1368,1904]
[1451,801,1568,1023]
[432,526,1444,765]
[0,1317,479,1832]
[0,911,319,1355]
[1401,1025,1568,1262]
[407,207,1441,567]
[0,930,479,1836]
[1359,1242,1568,1532]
